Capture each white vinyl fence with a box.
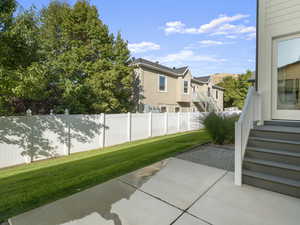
[0,112,211,168]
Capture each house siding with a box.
[258,0,300,120]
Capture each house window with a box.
[183,81,189,94]
[208,87,211,97]
[216,90,218,99]
[159,75,167,92]
[160,106,167,113]
[175,107,180,112]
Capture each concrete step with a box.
[243,170,300,198]
[251,126,300,142]
[248,137,300,153]
[245,147,300,166]
[243,157,300,180]
[264,120,300,127]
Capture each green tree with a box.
[0,0,135,115]
[219,70,252,109]
[0,6,40,115]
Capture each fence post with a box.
[188,112,191,131]
[149,112,152,137]
[127,112,132,142]
[24,109,32,164]
[100,113,106,148]
[235,121,242,186]
[64,109,71,155]
[164,112,168,135]
[177,112,181,132]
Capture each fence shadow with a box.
[0,114,108,163]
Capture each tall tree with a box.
[0,0,135,115]
[0,6,40,115]
[219,70,252,109]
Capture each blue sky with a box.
[17,0,257,77]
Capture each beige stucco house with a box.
[132,58,224,113]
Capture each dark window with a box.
[184,81,189,94]
[160,106,167,113]
[175,107,180,112]
[159,75,166,91]
[208,87,211,97]
[216,90,218,99]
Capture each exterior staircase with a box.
[242,120,300,198]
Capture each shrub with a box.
[202,112,239,145]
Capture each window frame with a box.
[158,74,167,92]
[183,80,189,94]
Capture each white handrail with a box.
[235,87,262,185]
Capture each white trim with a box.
[158,74,168,92]
[183,80,189,95]
[272,33,300,120]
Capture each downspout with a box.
[255,0,259,91]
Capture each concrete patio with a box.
[8,146,300,225]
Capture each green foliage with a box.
[219,70,252,109]
[0,0,135,115]
[203,112,239,145]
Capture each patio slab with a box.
[9,179,181,225]
[172,213,210,225]
[189,172,300,225]
[120,158,226,210]
[176,144,234,171]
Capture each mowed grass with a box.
[0,130,210,222]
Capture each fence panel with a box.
[167,113,178,134]
[0,116,27,167]
[131,113,149,141]
[31,115,67,160]
[152,113,165,137]
[105,114,128,147]
[68,114,101,154]
[180,113,189,131]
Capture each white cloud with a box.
[245,32,256,40]
[164,14,249,35]
[198,14,249,33]
[226,35,238,39]
[154,50,226,63]
[128,42,160,53]
[199,40,224,46]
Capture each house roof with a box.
[194,76,210,83]
[132,58,189,76]
[212,85,225,91]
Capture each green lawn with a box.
[0,130,210,222]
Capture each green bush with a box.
[202,112,239,145]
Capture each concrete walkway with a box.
[9,146,300,225]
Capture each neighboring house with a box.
[235,0,300,199]
[132,58,224,113]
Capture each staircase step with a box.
[243,157,300,180]
[264,120,300,127]
[246,147,300,165]
[243,170,300,198]
[248,137,300,153]
[251,126,300,142]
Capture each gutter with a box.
[134,62,188,77]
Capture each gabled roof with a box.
[194,76,210,83]
[132,58,189,76]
